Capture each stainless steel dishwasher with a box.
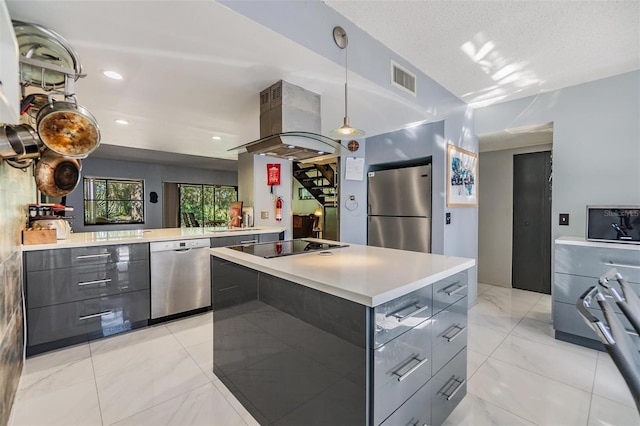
[150,238,211,319]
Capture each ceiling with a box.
[6,1,639,167]
[326,0,640,108]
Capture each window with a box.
[84,177,144,225]
[179,184,238,227]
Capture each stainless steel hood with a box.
[229,80,345,162]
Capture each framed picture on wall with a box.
[298,188,314,200]
[446,144,478,207]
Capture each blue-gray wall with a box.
[65,158,237,233]
[475,70,640,245]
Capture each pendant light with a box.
[330,26,365,139]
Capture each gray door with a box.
[368,216,431,253]
[512,151,552,294]
[368,165,432,217]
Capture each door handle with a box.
[389,304,429,323]
[393,356,428,382]
[76,253,110,259]
[240,239,258,244]
[79,310,113,321]
[78,278,112,286]
[440,377,466,400]
[441,282,467,296]
[441,324,466,342]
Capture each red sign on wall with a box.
[267,163,281,186]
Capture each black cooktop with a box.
[228,239,348,258]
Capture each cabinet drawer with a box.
[553,301,640,350]
[380,380,431,426]
[27,260,150,308]
[373,319,432,425]
[432,297,467,375]
[211,235,258,248]
[433,272,468,315]
[430,348,467,426]
[553,273,639,314]
[258,232,281,243]
[25,244,149,271]
[374,285,433,348]
[27,290,150,346]
[555,244,640,283]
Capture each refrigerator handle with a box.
[367,204,371,215]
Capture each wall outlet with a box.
[559,213,569,225]
[261,210,269,219]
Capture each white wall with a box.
[249,154,293,239]
[476,71,640,246]
[478,143,552,287]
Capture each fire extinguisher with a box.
[275,197,283,222]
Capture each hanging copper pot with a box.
[35,149,82,197]
[36,94,100,159]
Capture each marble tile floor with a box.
[8,283,640,426]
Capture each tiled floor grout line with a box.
[87,343,106,426]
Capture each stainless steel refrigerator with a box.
[367,164,432,252]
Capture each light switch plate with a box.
[559,213,569,225]
[261,210,269,219]
[445,212,451,225]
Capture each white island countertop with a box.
[210,241,475,307]
[22,227,285,251]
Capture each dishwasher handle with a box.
[174,248,193,253]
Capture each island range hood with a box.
[229,80,345,162]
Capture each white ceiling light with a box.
[329,26,365,139]
[115,119,129,125]
[211,136,222,140]
[103,70,123,80]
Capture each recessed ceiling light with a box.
[259,153,266,156]
[103,70,124,80]
[287,145,295,149]
[288,157,294,161]
[115,119,129,125]
[317,151,325,155]
[211,136,222,140]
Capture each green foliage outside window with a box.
[84,177,144,225]
[179,184,238,227]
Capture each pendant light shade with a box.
[330,26,365,139]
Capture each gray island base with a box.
[211,244,473,425]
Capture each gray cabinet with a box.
[553,241,640,349]
[24,243,150,355]
[210,232,282,248]
[210,234,258,248]
[373,271,468,426]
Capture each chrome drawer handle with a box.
[240,239,258,244]
[394,356,428,382]
[79,310,113,321]
[442,324,467,342]
[441,377,466,401]
[78,278,112,286]
[606,262,640,270]
[441,282,467,296]
[218,285,239,292]
[76,253,110,259]
[391,304,429,323]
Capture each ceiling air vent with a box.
[391,60,416,96]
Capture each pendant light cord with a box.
[344,44,348,122]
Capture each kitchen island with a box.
[210,241,475,426]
